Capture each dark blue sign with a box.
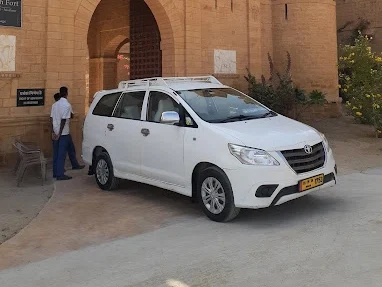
[0,0,22,28]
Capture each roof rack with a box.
[118,76,223,89]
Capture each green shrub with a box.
[245,52,326,121]
[339,32,382,137]
[294,90,327,121]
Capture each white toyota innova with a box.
[82,76,337,222]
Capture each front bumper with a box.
[224,149,337,209]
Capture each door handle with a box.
[107,124,114,131]
[141,128,150,136]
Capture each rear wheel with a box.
[197,166,240,222]
[94,152,119,191]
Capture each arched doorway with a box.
[87,0,163,104]
[73,0,182,111]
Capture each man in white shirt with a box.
[52,87,84,180]
[50,93,61,178]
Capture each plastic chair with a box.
[13,139,41,174]
[13,141,47,187]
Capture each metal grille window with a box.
[130,0,162,80]
[281,142,326,174]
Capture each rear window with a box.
[92,93,121,117]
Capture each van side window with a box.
[147,91,179,123]
[114,91,146,120]
[92,93,121,117]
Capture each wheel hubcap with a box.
[201,177,226,214]
[96,159,109,185]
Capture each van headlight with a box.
[319,132,331,152]
[228,144,280,166]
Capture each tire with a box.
[197,166,240,222]
[94,152,120,191]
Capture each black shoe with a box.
[56,169,66,176]
[72,165,85,170]
[56,175,72,181]
[88,165,95,176]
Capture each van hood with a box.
[211,115,322,151]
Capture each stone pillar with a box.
[88,58,118,102]
[271,0,339,103]
[184,0,202,76]
[45,2,85,158]
[259,0,273,79]
[247,0,263,79]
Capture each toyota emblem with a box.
[304,145,313,154]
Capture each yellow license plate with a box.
[299,174,324,192]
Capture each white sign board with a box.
[214,49,236,74]
[0,35,16,72]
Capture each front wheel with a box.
[197,167,240,222]
[94,152,120,191]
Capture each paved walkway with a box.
[0,168,381,286]
[0,170,198,270]
[0,169,53,244]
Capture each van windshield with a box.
[177,88,276,123]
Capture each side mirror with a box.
[161,111,180,125]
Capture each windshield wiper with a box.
[257,111,277,118]
[215,111,277,123]
[217,115,261,123]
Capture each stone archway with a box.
[88,31,129,101]
[73,0,183,110]
[103,35,129,59]
[87,0,130,102]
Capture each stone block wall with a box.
[271,0,339,103]
[337,0,382,53]
[0,0,49,164]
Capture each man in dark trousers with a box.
[52,87,84,180]
[50,93,61,178]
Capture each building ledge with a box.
[0,72,21,79]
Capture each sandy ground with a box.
[1,168,382,286]
[0,115,381,248]
[0,169,54,245]
[306,115,382,175]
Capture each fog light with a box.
[256,185,278,198]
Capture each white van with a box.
[82,76,337,222]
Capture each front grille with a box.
[281,142,326,174]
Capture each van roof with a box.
[93,76,229,98]
[118,76,225,90]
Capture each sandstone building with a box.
[0,0,339,163]
[337,0,382,52]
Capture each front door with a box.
[140,90,185,187]
[106,90,146,176]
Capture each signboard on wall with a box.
[214,49,237,74]
[0,0,22,28]
[17,89,45,107]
